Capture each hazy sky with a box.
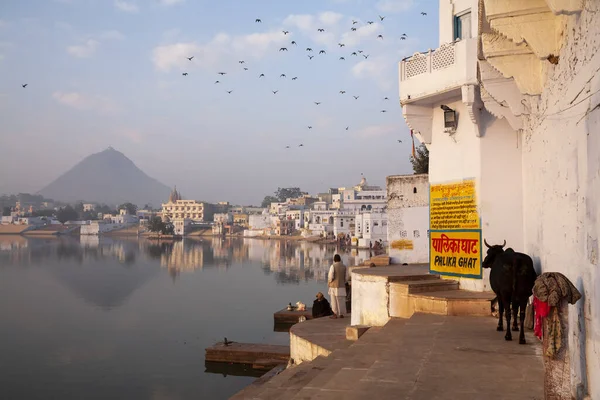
[0,0,438,205]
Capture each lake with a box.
[0,236,368,400]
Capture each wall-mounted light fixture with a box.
[440,105,457,130]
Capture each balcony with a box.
[399,38,478,106]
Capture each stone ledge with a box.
[346,325,370,341]
[290,316,352,364]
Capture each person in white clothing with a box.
[328,254,349,318]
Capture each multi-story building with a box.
[399,0,599,396]
[161,187,217,222]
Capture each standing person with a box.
[328,254,348,319]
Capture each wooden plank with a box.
[274,308,313,324]
[205,342,290,365]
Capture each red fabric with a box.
[533,296,550,339]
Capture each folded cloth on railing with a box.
[533,272,582,306]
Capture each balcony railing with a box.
[399,38,477,104]
[400,41,457,81]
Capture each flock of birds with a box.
[21,10,429,150]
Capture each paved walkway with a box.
[232,313,544,399]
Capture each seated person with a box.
[312,292,333,318]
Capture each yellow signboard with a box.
[430,231,481,278]
[430,178,482,279]
[430,179,480,230]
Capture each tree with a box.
[261,195,279,208]
[32,209,55,217]
[74,202,84,213]
[119,202,138,215]
[148,216,164,233]
[2,206,11,216]
[410,143,429,174]
[56,205,79,223]
[161,222,174,235]
[274,187,306,202]
[95,204,114,215]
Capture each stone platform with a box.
[352,264,495,326]
[230,313,543,399]
[289,315,352,364]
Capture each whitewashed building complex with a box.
[400,0,599,397]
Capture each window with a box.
[341,221,344,227]
[454,11,471,40]
[413,187,417,194]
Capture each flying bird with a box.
[339,57,345,60]
[421,12,427,15]
[308,126,313,129]
[402,33,407,37]
[351,52,357,56]
[282,30,289,35]
[319,50,326,54]
[227,90,233,94]
[381,110,387,113]
[317,28,325,32]
[187,56,194,61]
[306,48,313,52]
[351,27,357,31]
[292,77,298,80]
[401,36,406,40]
[259,73,265,77]
[358,50,364,53]
[218,72,227,75]
[21,84,28,88]
[346,127,349,131]
[314,102,321,105]
[377,35,384,40]
[308,55,314,59]
[338,43,345,47]
[280,74,286,78]
[279,47,288,52]
[244,67,249,70]
[397,139,402,143]
[363,54,370,59]
[215,80,220,84]
[291,41,297,45]
[182,72,188,76]
[239,60,245,64]
[352,20,358,25]
[272,90,278,94]
[255,19,262,23]
[353,96,359,100]
[367,21,374,24]
[339,90,346,94]
[285,146,290,149]
[379,15,385,21]
[384,97,389,100]
[299,144,304,147]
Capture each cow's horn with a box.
[502,239,506,248]
[484,238,491,248]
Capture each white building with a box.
[81,220,124,235]
[214,213,233,224]
[386,174,429,264]
[355,211,388,248]
[83,203,96,212]
[400,0,599,397]
[173,218,192,236]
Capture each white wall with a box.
[439,0,479,44]
[519,6,600,396]
[388,207,429,264]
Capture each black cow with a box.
[482,239,537,344]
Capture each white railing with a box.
[401,42,457,81]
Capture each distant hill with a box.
[38,147,171,207]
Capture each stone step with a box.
[390,288,496,319]
[388,273,441,282]
[390,278,459,295]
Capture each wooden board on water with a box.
[205,342,290,365]
[274,308,313,324]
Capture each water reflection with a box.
[0,236,371,400]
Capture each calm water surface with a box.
[0,236,365,400]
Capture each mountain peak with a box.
[38,148,170,207]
